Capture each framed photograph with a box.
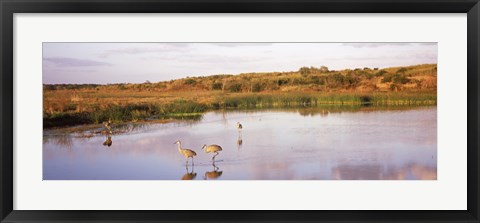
[1,0,479,222]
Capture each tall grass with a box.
[44,100,208,128]
[43,92,436,128]
[215,92,436,109]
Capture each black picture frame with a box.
[1,0,479,222]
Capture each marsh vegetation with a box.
[43,64,437,128]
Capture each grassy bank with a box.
[43,91,436,128]
[217,92,436,108]
[44,64,437,128]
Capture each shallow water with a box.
[43,106,437,180]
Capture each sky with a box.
[43,42,437,84]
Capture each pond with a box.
[43,106,437,180]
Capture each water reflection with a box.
[332,163,437,180]
[43,106,437,180]
[237,136,243,150]
[181,164,197,180]
[217,104,430,119]
[204,162,223,180]
[47,134,73,148]
[102,135,113,147]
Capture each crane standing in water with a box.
[174,140,197,165]
[202,144,223,160]
[236,122,243,131]
[103,120,113,134]
[236,122,243,137]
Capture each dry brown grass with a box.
[43,64,437,128]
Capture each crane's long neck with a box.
[177,142,182,151]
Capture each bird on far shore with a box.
[236,122,243,131]
[174,140,197,165]
[237,122,243,137]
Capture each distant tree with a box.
[375,70,388,76]
[184,78,197,85]
[382,74,393,83]
[319,66,329,73]
[228,83,242,92]
[118,85,127,90]
[211,82,223,90]
[299,67,310,76]
[252,83,265,92]
[43,85,56,91]
[390,84,399,91]
[277,79,288,86]
[392,74,410,84]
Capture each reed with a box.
[43,92,436,128]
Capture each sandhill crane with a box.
[202,144,222,160]
[103,120,113,134]
[174,140,197,165]
[181,165,197,180]
[236,122,243,137]
[236,122,243,131]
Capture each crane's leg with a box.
[191,157,194,165]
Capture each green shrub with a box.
[252,83,266,92]
[184,79,197,85]
[375,70,388,76]
[229,83,242,92]
[392,74,410,84]
[211,82,223,90]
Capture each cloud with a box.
[326,53,437,62]
[418,42,437,46]
[98,43,273,58]
[342,43,412,48]
[99,43,192,58]
[43,57,112,67]
[208,43,274,47]
[141,53,266,64]
[325,55,385,61]
[52,68,98,73]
